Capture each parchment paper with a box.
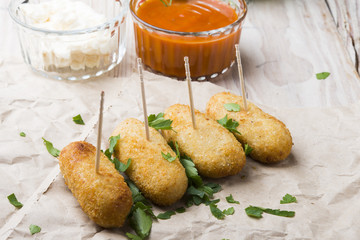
[1,69,360,240]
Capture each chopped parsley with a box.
[226,194,240,204]
[109,134,120,154]
[280,194,297,204]
[29,224,41,235]
[42,138,60,157]
[223,207,235,215]
[224,103,241,112]
[20,132,26,137]
[244,144,253,156]
[148,113,173,131]
[160,0,172,7]
[209,203,225,220]
[7,193,23,208]
[126,180,155,239]
[217,115,241,135]
[161,152,176,162]
[316,72,330,80]
[72,114,85,125]
[157,210,176,220]
[245,206,295,218]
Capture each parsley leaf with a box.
[126,232,143,240]
[244,144,253,156]
[224,103,240,112]
[29,224,41,235]
[175,207,186,213]
[161,152,176,162]
[223,207,235,215]
[180,157,203,187]
[245,206,264,218]
[316,72,330,80]
[7,193,23,208]
[245,206,295,218]
[209,203,225,220]
[148,113,173,130]
[111,158,131,172]
[263,208,295,217]
[226,194,240,204]
[129,207,152,239]
[126,180,148,204]
[42,138,60,157]
[20,132,26,137]
[72,114,85,125]
[109,134,120,154]
[157,210,176,220]
[217,115,241,135]
[280,194,297,204]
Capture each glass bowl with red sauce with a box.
[130,0,247,80]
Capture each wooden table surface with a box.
[110,0,360,109]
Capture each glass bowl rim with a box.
[8,0,129,35]
[130,0,247,36]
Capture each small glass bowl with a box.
[8,0,129,81]
[130,0,247,81]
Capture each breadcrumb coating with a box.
[206,92,293,163]
[112,118,188,206]
[162,104,246,178]
[59,141,132,228]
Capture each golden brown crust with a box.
[206,92,293,163]
[59,141,132,228]
[112,118,188,206]
[162,104,246,178]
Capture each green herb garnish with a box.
[157,210,176,220]
[226,194,239,204]
[161,152,176,162]
[209,203,225,220]
[224,103,240,112]
[126,180,155,239]
[129,207,152,239]
[126,232,143,240]
[160,0,172,7]
[148,113,173,131]
[42,138,60,157]
[316,72,330,80]
[111,158,131,172]
[20,132,26,137]
[244,144,253,156]
[223,207,235,215]
[7,193,23,208]
[217,115,241,135]
[72,114,85,125]
[29,224,41,235]
[109,134,120,154]
[175,207,186,213]
[280,194,297,204]
[245,206,295,218]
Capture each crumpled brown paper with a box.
[1,71,360,239]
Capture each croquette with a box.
[206,92,293,163]
[162,104,246,178]
[111,118,188,206]
[59,141,133,228]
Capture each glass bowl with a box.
[130,0,247,81]
[8,0,129,81]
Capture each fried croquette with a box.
[206,92,293,163]
[111,118,188,206]
[59,141,133,228]
[162,104,246,178]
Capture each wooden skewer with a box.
[137,58,150,141]
[95,91,104,174]
[184,56,197,129]
[235,44,248,111]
